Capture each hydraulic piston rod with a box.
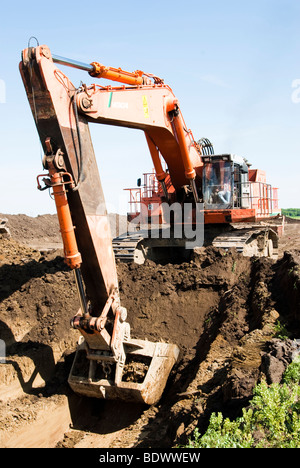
[52,53,144,85]
[52,54,94,73]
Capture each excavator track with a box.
[112,233,145,263]
[212,227,279,259]
[113,228,191,265]
[113,226,279,264]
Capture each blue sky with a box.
[1,0,300,215]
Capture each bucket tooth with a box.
[68,338,180,405]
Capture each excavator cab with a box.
[202,154,250,210]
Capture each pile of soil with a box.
[0,214,62,250]
[0,213,126,250]
[0,215,300,448]
[0,237,78,350]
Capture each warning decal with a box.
[142,95,150,118]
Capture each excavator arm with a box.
[19,44,180,405]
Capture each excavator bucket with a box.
[68,288,180,405]
[68,336,180,405]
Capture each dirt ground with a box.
[0,214,300,448]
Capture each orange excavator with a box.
[114,145,283,264]
[19,44,283,404]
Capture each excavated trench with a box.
[0,215,300,448]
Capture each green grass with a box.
[282,208,300,219]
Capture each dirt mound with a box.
[0,237,78,350]
[0,213,127,250]
[0,217,300,447]
[0,214,62,250]
[285,216,300,224]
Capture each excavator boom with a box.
[20,45,179,405]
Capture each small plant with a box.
[186,360,300,448]
[273,320,290,340]
[283,357,300,385]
